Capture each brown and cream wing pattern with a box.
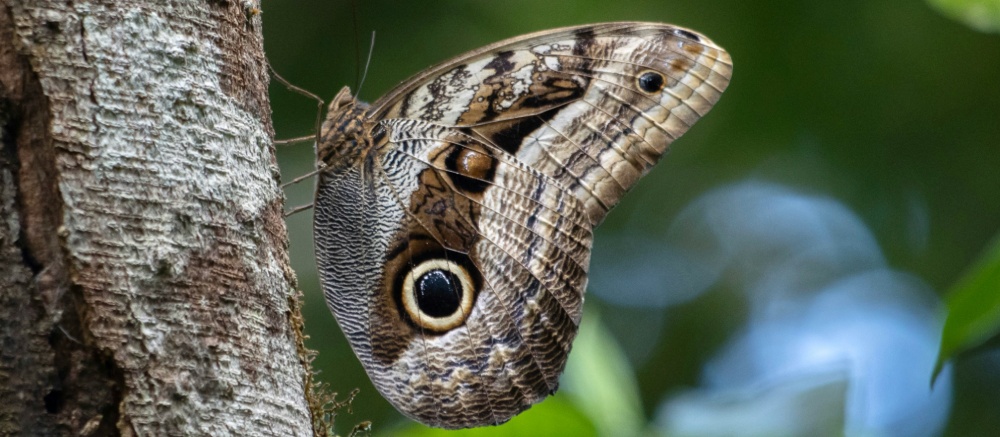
[365,120,592,427]
[312,21,731,430]
[373,22,732,224]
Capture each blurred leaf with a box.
[389,395,595,437]
[657,370,848,437]
[935,233,1000,379]
[927,0,1000,32]
[561,309,649,437]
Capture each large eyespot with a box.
[401,259,476,332]
[637,70,666,94]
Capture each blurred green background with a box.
[263,1,1000,435]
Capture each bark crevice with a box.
[1,2,314,435]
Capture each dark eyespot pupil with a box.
[415,269,462,318]
[638,72,664,93]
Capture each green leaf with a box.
[935,233,1000,379]
[561,308,648,437]
[388,389,596,437]
[927,0,1000,33]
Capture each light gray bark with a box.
[0,1,314,435]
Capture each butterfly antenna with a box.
[351,0,362,91]
[354,31,376,100]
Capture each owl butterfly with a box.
[312,22,731,428]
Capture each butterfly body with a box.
[312,22,731,429]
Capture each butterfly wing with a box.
[372,22,732,224]
[313,22,731,429]
[334,120,591,427]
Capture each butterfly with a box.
[309,22,731,429]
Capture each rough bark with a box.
[0,1,313,435]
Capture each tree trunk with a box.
[0,1,314,435]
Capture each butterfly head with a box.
[317,86,373,172]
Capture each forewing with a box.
[373,22,732,225]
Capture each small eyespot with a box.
[674,28,701,42]
[637,71,666,94]
[445,142,496,194]
[401,259,475,332]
